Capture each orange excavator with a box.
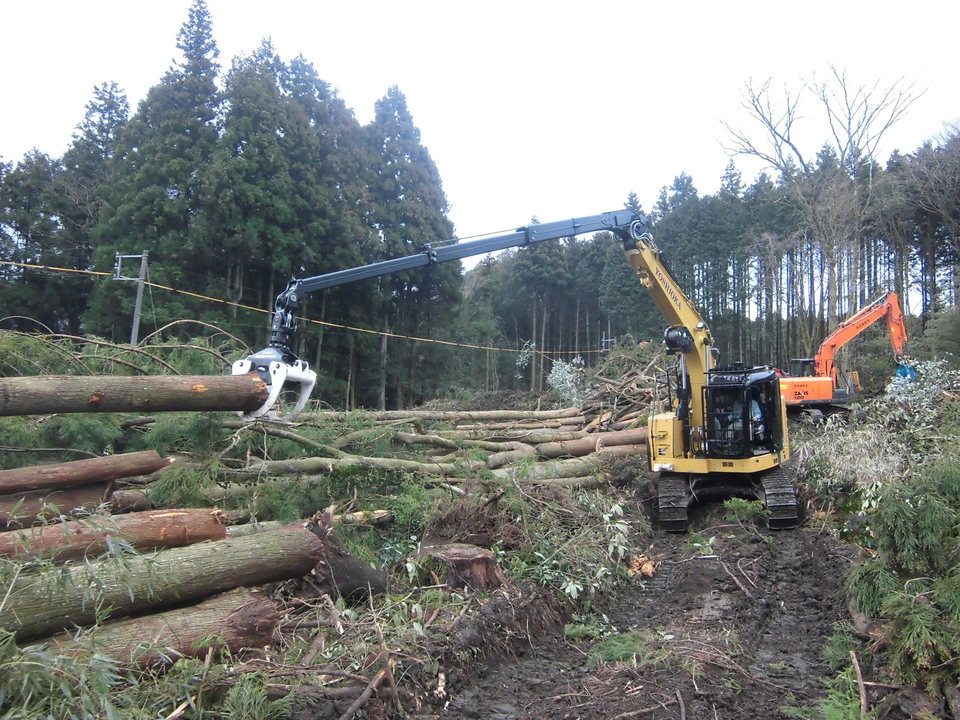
[779,291,910,410]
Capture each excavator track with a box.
[657,474,691,533]
[758,465,800,529]
[656,468,800,532]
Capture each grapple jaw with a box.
[232,346,317,422]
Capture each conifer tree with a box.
[0,152,64,331]
[54,82,130,333]
[86,0,221,339]
[365,86,458,406]
[278,56,378,372]
[200,41,294,332]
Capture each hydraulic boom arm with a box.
[236,210,648,420]
[619,230,715,427]
[814,291,908,384]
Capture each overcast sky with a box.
[4,1,958,247]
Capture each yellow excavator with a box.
[619,222,796,530]
[234,210,798,531]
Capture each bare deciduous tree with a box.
[905,125,960,307]
[724,67,920,329]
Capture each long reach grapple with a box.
[234,210,799,530]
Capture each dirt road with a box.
[434,516,857,719]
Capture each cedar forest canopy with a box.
[0,0,958,409]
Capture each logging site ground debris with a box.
[2,332,960,719]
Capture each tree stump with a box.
[424,543,507,590]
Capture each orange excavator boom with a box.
[814,291,908,384]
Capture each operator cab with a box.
[704,366,783,459]
[788,358,816,377]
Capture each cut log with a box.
[423,543,506,590]
[0,374,269,416]
[491,445,646,481]
[305,510,391,600]
[0,450,173,495]
[527,475,607,488]
[226,510,394,537]
[535,427,649,459]
[0,483,113,530]
[0,507,228,561]
[455,418,587,431]
[42,587,278,667]
[110,488,153,513]
[305,408,583,422]
[2,522,328,641]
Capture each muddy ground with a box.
[423,501,861,720]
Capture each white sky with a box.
[3,1,958,250]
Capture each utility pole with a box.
[114,252,149,345]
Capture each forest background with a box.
[1,1,958,409]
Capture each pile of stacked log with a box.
[0,372,654,713]
[275,405,650,489]
[0,453,346,639]
[0,452,395,711]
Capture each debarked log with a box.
[1,522,328,641]
[0,450,173,495]
[491,445,645,481]
[0,507,228,561]
[534,427,649,459]
[0,374,269,416]
[39,587,279,667]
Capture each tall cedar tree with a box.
[199,41,296,336]
[55,82,130,333]
[278,55,380,390]
[86,0,220,340]
[0,152,65,332]
[365,86,459,407]
[512,236,570,391]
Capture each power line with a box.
[0,260,604,357]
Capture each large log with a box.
[306,510,391,600]
[42,588,278,667]
[0,483,113,530]
[0,507,228,561]
[535,427,649,459]
[2,522,327,641]
[491,445,646,481]
[0,450,173,495]
[0,374,268,416]
[303,408,583,422]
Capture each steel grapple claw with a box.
[232,357,317,422]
